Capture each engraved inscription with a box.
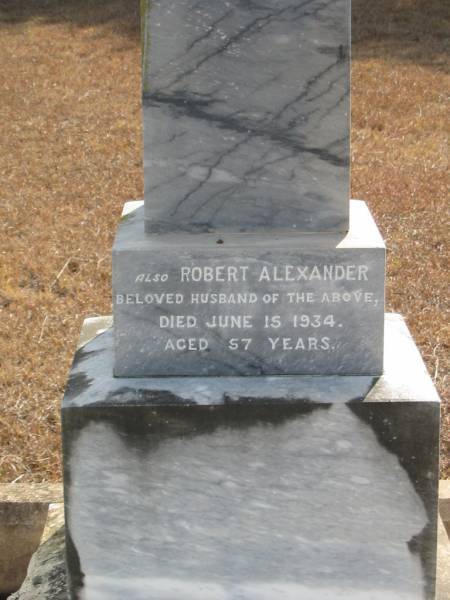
[115,261,382,363]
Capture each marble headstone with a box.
[61,1,441,598]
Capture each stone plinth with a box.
[62,314,440,600]
[113,200,385,377]
[141,0,350,234]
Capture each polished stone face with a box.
[142,0,350,234]
[62,317,440,600]
[113,201,384,377]
[64,404,438,600]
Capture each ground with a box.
[0,0,448,482]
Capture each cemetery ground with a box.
[0,0,448,483]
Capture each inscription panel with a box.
[113,248,384,377]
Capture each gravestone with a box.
[61,1,441,599]
[113,0,383,377]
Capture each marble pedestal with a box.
[62,314,440,600]
[113,200,385,377]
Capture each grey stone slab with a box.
[112,201,384,377]
[63,405,439,600]
[61,321,440,599]
[142,0,350,234]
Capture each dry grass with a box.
[352,0,450,475]
[0,0,142,481]
[0,0,448,482]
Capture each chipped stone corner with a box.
[77,316,113,350]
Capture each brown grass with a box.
[0,0,448,482]
[352,0,450,475]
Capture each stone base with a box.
[113,199,385,377]
[12,489,450,600]
[62,314,439,600]
[7,515,66,600]
[141,0,350,236]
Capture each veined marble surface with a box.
[62,314,440,599]
[112,201,384,377]
[142,0,350,233]
[63,402,438,600]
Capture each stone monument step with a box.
[141,0,350,234]
[113,200,385,377]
